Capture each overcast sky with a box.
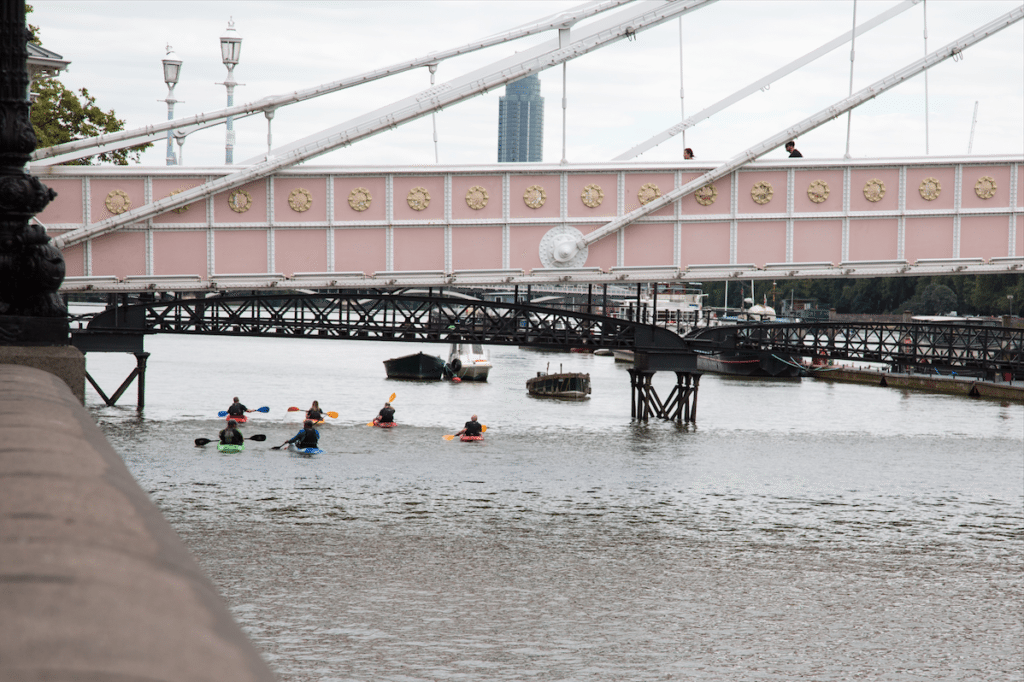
[30,0,1024,168]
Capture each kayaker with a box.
[285,420,320,449]
[455,414,482,438]
[306,400,325,421]
[219,419,244,445]
[226,397,252,418]
[374,402,395,425]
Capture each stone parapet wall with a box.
[0,365,276,682]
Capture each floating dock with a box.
[808,367,1024,402]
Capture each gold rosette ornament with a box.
[523,185,546,209]
[347,187,372,212]
[694,184,718,206]
[750,181,773,205]
[170,187,192,214]
[974,176,996,200]
[637,182,660,206]
[807,179,830,204]
[228,189,253,213]
[919,177,941,201]
[581,184,604,208]
[105,189,131,215]
[466,186,489,210]
[288,188,313,213]
[407,187,430,211]
[863,178,886,203]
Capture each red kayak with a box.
[374,421,397,428]
[226,414,248,424]
[460,435,483,442]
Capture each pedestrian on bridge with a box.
[785,140,803,158]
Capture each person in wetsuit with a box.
[455,414,482,438]
[287,420,321,449]
[219,419,244,445]
[374,402,395,425]
[226,397,252,417]
[306,400,325,422]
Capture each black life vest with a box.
[380,407,395,422]
[299,428,319,448]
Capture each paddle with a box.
[217,406,270,417]
[366,393,398,426]
[442,425,487,441]
[288,407,340,419]
[194,434,267,447]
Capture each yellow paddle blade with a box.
[442,434,455,441]
[389,393,396,402]
[366,422,375,427]
[327,411,339,419]
[481,425,488,432]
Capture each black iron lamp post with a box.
[0,0,66,344]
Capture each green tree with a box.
[27,4,151,165]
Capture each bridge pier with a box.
[83,351,150,410]
[628,368,700,423]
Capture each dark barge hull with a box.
[384,352,446,380]
[526,372,591,399]
[696,353,803,377]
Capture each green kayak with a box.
[216,443,245,454]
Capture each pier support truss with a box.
[628,369,700,423]
[83,352,149,410]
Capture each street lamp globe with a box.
[162,47,181,86]
[220,19,242,66]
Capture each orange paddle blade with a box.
[389,393,396,402]
[327,411,339,419]
[366,422,375,427]
[442,435,455,441]
[287,407,301,412]
[481,425,488,432]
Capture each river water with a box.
[86,334,1023,682]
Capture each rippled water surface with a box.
[90,335,1023,681]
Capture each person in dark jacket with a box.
[375,402,396,424]
[785,140,803,157]
[306,400,325,421]
[219,419,244,445]
[287,420,321,449]
[226,397,252,417]
[455,415,483,437]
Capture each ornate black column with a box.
[0,0,66,345]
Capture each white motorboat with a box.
[448,343,492,382]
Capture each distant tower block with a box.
[497,74,544,162]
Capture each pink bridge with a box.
[38,156,1022,292]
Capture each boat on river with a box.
[448,343,491,382]
[383,351,447,380]
[526,366,591,400]
[693,298,804,377]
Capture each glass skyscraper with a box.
[497,74,544,163]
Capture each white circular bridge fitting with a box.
[539,225,589,269]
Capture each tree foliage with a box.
[700,274,1022,317]
[30,79,151,165]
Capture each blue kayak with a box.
[288,444,323,455]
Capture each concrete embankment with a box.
[808,366,1024,402]
[0,365,276,682]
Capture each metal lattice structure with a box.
[685,321,1024,377]
[76,292,691,354]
